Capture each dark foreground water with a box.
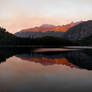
[0,48,92,92]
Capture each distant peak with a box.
[19,21,82,33]
[40,24,56,28]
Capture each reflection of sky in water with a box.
[0,56,92,91]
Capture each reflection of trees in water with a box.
[1,48,92,70]
[0,47,35,64]
[0,49,14,64]
[16,50,92,70]
[64,51,92,70]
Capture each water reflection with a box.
[0,47,35,63]
[16,50,92,70]
[0,48,92,91]
[0,47,92,70]
[16,54,77,68]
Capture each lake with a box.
[0,48,92,92]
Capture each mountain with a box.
[15,31,65,38]
[65,20,92,40]
[15,22,79,38]
[79,35,92,46]
[20,23,77,33]
[0,26,73,46]
[39,24,56,29]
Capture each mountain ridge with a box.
[20,22,80,33]
[15,21,82,38]
[65,20,92,40]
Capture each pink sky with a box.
[0,0,92,33]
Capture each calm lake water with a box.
[0,48,92,92]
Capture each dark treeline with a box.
[0,27,79,46]
[16,36,78,46]
[0,26,91,46]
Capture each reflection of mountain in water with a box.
[16,53,77,68]
[16,50,92,70]
[0,47,92,70]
